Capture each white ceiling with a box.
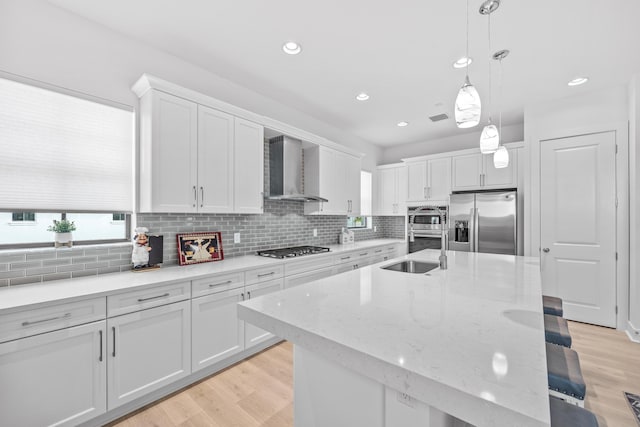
[48,0,640,147]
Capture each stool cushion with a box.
[544,314,572,347]
[543,295,563,317]
[546,343,586,400]
[550,396,599,427]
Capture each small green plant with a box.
[47,219,77,233]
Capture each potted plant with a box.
[48,219,76,248]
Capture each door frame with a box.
[525,122,629,329]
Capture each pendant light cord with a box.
[499,56,503,136]
[487,12,492,123]
[465,0,470,78]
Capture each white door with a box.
[483,148,518,189]
[406,161,427,202]
[451,153,482,191]
[192,288,245,371]
[198,105,234,213]
[233,118,264,213]
[540,131,617,327]
[244,278,283,348]
[427,157,451,201]
[0,321,106,427]
[346,154,362,215]
[107,301,191,409]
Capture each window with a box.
[347,171,372,230]
[12,212,35,222]
[0,76,134,247]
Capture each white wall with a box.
[629,75,640,341]
[523,85,630,329]
[380,123,524,164]
[0,0,381,171]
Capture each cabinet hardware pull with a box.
[247,291,251,299]
[542,248,550,253]
[193,186,197,207]
[209,280,233,287]
[200,186,204,208]
[22,312,71,327]
[375,250,383,253]
[99,330,103,362]
[241,292,245,300]
[359,253,368,256]
[340,256,350,261]
[137,292,170,302]
[257,272,275,277]
[112,326,116,357]
[423,186,427,199]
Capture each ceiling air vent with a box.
[429,113,449,122]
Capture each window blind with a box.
[0,77,133,212]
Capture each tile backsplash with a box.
[0,205,405,287]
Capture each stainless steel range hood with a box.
[266,136,328,202]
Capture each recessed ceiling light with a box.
[282,41,302,55]
[397,121,409,127]
[356,93,370,101]
[453,57,473,69]
[568,77,589,87]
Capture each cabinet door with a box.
[377,168,397,215]
[0,321,106,427]
[107,301,191,409]
[427,157,451,201]
[234,118,264,213]
[244,278,284,348]
[149,90,198,212]
[197,106,234,213]
[406,161,427,202]
[192,288,244,371]
[482,148,518,189]
[346,154,361,216]
[451,153,483,191]
[395,166,408,214]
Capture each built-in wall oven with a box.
[407,206,448,253]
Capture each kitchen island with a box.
[238,250,550,427]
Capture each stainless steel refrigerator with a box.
[448,190,517,255]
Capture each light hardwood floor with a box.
[109,322,639,427]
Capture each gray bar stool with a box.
[550,396,599,426]
[543,295,563,317]
[544,314,572,347]
[546,342,586,407]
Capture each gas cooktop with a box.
[257,246,330,259]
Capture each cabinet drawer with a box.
[244,264,284,285]
[334,252,356,264]
[192,271,244,298]
[284,255,334,277]
[0,297,106,343]
[107,281,191,317]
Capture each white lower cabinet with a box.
[244,278,284,349]
[0,320,107,427]
[107,300,191,409]
[284,266,335,289]
[192,287,244,371]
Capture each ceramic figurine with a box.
[132,226,152,269]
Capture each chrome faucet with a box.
[409,205,448,270]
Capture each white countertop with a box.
[238,249,550,427]
[0,239,404,313]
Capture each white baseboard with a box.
[626,320,640,343]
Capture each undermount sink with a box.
[381,260,439,274]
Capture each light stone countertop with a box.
[0,238,404,313]
[238,249,550,427]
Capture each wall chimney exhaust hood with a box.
[266,136,328,202]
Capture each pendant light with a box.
[455,0,481,128]
[479,0,500,153]
[493,49,510,168]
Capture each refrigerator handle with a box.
[468,208,475,251]
[474,208,480,252]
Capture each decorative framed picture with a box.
[176,232,224,266]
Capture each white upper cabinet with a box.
[233,118,264,214]
[137,89,263,214]
[406,157,451,204]
[304,146,361,215]
[375,164,407,216]
[451,149,517,191]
